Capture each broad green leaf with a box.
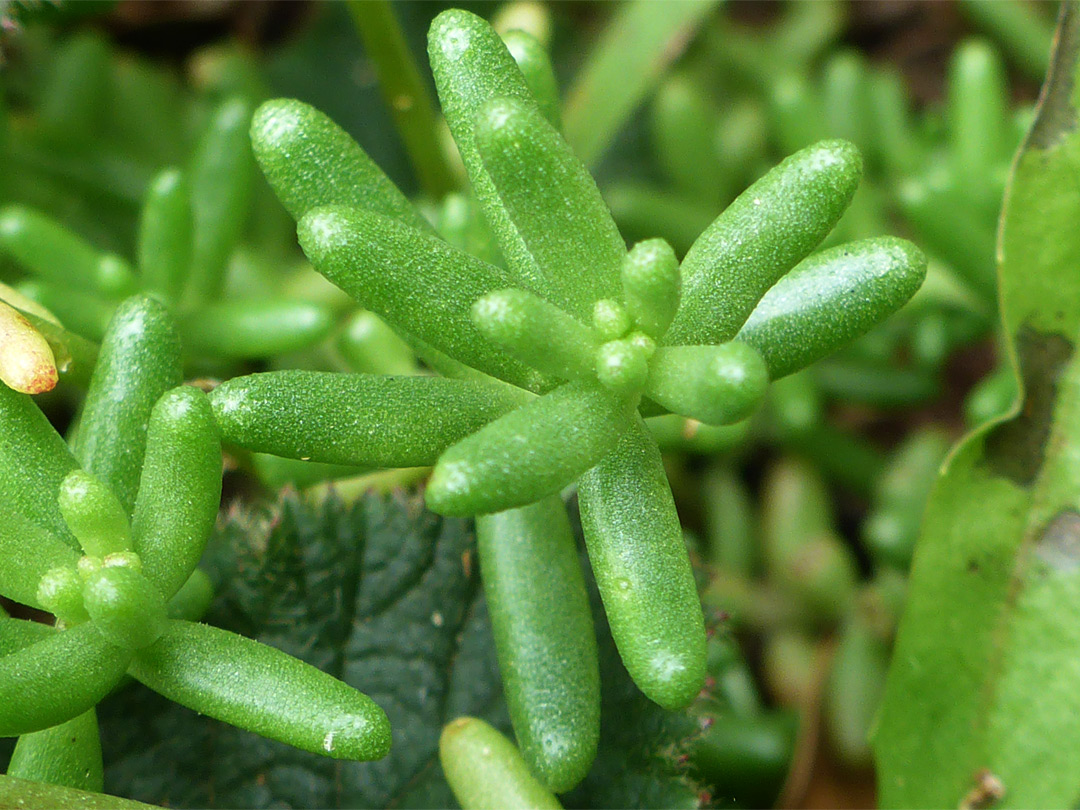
[562,0,720,167]
[873,8,1080,806]
[297,205,545,391]
[474,96,624,319]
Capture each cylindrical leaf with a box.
[181,298,334,359]
[645,343,769,425]
[577,419,706,710]
[477,498,600,792]
[621,238,681,340]
[427,381,635,517]
[0,504,79,609]
[0,775,157,810]
[0,206,136,298]
[439,717,563,810]
[501,30,561,129]
[666,139,863,346]
[129,620,391,761]
[131,386,221,600]
[210,370,527,468]
[650,73,725,202]
[336,310,417,376]
[298,205,543,390]
[8,710,103,793]
[250,98,430,230]
[187,97,253,304]
[0,622,129,736]
[735,237,927,380]
[137,168,192,305]
[474,95,625,319]
[428,9,549,299]
[58,470,132,558]
[75,296,183,513]
[473,288,599,382]
[0,384,79,547]
[948,39,1008,199]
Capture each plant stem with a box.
[347,0,456,198]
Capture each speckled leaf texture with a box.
[94,491,708,809]
[872,5,1080,807]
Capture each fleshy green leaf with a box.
[426,382,635,517]
[665,139,863,347]
[577,419,707,711]
[0,775,156,810]
[476,498,600,793]
[0,382,80,548]
[137,168,192,306]
[874,10,1080,806]
[440,717,563,810]
[249,97,431,230]
[500,30,561,129]
[735,237,927,380]
[0,622,130,737]
[7,710,104,793]
[181,298,334,360]
[0,206,136,299]
[132,386,222,600]
[129,619,391,761]
[297,205,545,390]
[210,370,528,468]
[427,8,555,300]
[187,97,254,304]
[75,295,183,513]
[473,96,624,319]
[472,289,599,382]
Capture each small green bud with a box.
[36,567,89,625]
[58,470,132,559]
[595,339,649,395]
[76,557,102,580]
[621,238,681,339]
[102,551,142,572]
[82,565,168,650]
[592,299,631,341]
[645,343,769,426]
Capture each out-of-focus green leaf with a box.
[562,0,720,167]
[873,7,1080,807]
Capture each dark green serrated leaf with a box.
[100,490,714,809]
